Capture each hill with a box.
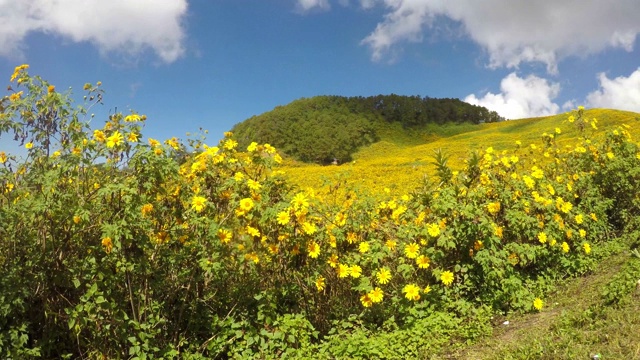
[231,95,504,164]
[281,108,640,195]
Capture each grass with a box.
[281,109,640,197]
[435,244,640,360]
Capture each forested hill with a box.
[231,95,504,164]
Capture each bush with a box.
[1,67,639,358]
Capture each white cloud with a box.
[464,73,560,119]
[358,0,378,9]
[296,0,331,12]
[586,68,640,112]
[361,0,433,62]
[357,0,640,72]
[0,0,188,63]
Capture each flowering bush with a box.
[1,66,639,358]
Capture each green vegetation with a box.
[2,66,640,359]
[232,95,503,164]
[282,108,640,195]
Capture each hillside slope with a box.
[280,108,640,195]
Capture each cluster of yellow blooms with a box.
[6,65,640,336]
[73,119,616,311]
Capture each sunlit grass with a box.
[282,109,640,197]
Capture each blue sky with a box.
[1,0,640,147]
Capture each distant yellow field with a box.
[281,109,640,196]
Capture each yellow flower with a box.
[277,211,290,225]
[191,196,207,212]
[223,139,237,150]
[368,287,384,303]
[385,239,397,251]
[334,212,347,226]
[360,293,373,307]
[427,223,441,237]
[315,276,325,292]
[106,131,124,148]
[73,215,81,224]
[127,132,139,142]
[486,202,501,215]
[376,267,392,284]
[579,229,587,238]
[246,225,260,238]
[217,229,232,243]
[404,242,420,259]
[10,64,29,82]
[533,297,543,311]
[423,285,432,294]
[247,179,261,191]
[268,244,278,254]
[560,201,573,214]
[291,193,309,209]
[523,175,535,189]
[302,222,317,235]
[247,142,258,152]
[531,166,544,179]
[583,242,591,254]
[9,91,23,102]
[561,242,570,253]
[416,255,430,269]
[307,241,320,258]
[245,253,259,263]
[148,138,160,147]
[264,143,276,154]
[327,254,339,268]
[338,264,349,278]
[440,270,454,286]
[101,237,113,253]
[25,142,33,149]
[403,284,421,301]
[124,114,141,122]
[239,198,254,212]
[349,265,362,278]
[493,224,503,238]
[537,232,547,244]
[141,203,154,216]
[358,242,370,253]
[0,151,7,163]
[574,214,583,224]
[547,184,556,195]
[93,130,106,142]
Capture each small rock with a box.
[502,320,510,325]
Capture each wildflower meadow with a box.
[1,66,639,358]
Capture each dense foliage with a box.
[232,95,503,164]
[1,66,639,359]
